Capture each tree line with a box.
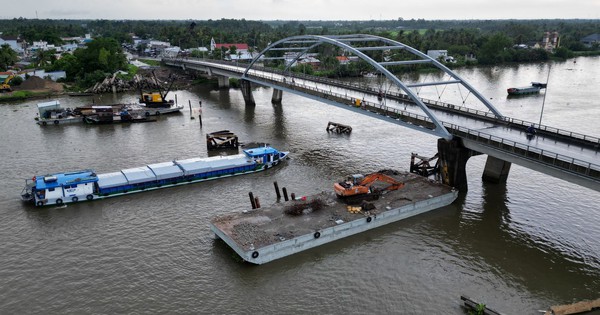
[0,18,598,87]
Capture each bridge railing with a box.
[446,123,600,179]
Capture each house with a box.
[210,38,249,53]
[542,31,560,52]
[580,34,600,48]
[0,35,24,54]
[336,56,350,65]
[427,50,455,63]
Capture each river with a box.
[0,57,599,314]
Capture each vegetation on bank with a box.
[0,90,56,102]
[0,18,598,91]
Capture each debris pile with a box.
[86,73,163,94]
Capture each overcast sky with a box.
[2,0,599,20]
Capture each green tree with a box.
[34,49,57,68]
[478,33,513,64]
[73,38,127,78]
[0,44,18,71]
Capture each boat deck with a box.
[210,172,457,264]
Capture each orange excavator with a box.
[334,172,404,202]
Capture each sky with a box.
[2,0,599,20]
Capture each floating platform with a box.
[210,172,457,264]
[326,121,352,134]
[206,130,239,150]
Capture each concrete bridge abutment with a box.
[240,79,256,106]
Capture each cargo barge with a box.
[507,82,547,95]
[21,146,288,207]
[210,171,457,265]
[35,100,183,126]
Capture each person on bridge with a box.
[527,124,536,135]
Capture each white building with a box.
[0,35,24,53]
[427,50,455,63]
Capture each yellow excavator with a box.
[0,75,14,93]
[334,172,405,203]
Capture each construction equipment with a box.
[0,75,15,93]
[334,172,405,203]
[138,71,175,108]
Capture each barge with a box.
[36,101,183,126]
[21,146,288,207]
[507,82,547,95]
[210,171,457,265]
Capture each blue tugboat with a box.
[21,146,288,207]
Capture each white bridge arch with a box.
[242,34,504,140]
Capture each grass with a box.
[0,90,56,102]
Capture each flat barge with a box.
[21,146,288,207]
[210,171,457,265]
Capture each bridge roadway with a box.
[163,58,600,191]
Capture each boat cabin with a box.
[33,170,98,205]
[37,100,64,119]
[243,146,283,165]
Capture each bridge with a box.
[163,34,600,192]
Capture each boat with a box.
[21,146,289,207]
[507,82,547,95]
[83,108,157,124]
[35,100,83,125]
[67,92,94,97]
[37,102,182,126]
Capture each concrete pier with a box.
[217,76,230,89]
[210,172,457,265]
[437,138,479,191]
[482,155,512,183]
[271,89,283,104]
[240,79,255,106]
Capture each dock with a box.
[210,172,457,264]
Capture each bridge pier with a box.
[240,79,256,106]
[482,156,512,183]
[272,89,283,104]
[437,138,479,191]
[217,76,230,89]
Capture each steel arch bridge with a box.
[241,34,504,140]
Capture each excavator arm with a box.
[334,172,404,200]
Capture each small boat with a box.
[67,92,94,97]
[21,146,289,207]
[362,72,377,78]
[35,100,83,125]
[507,82,547,95]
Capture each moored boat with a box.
[507,82,547,95]
[21,146,289,207]
[35,100,83,125]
